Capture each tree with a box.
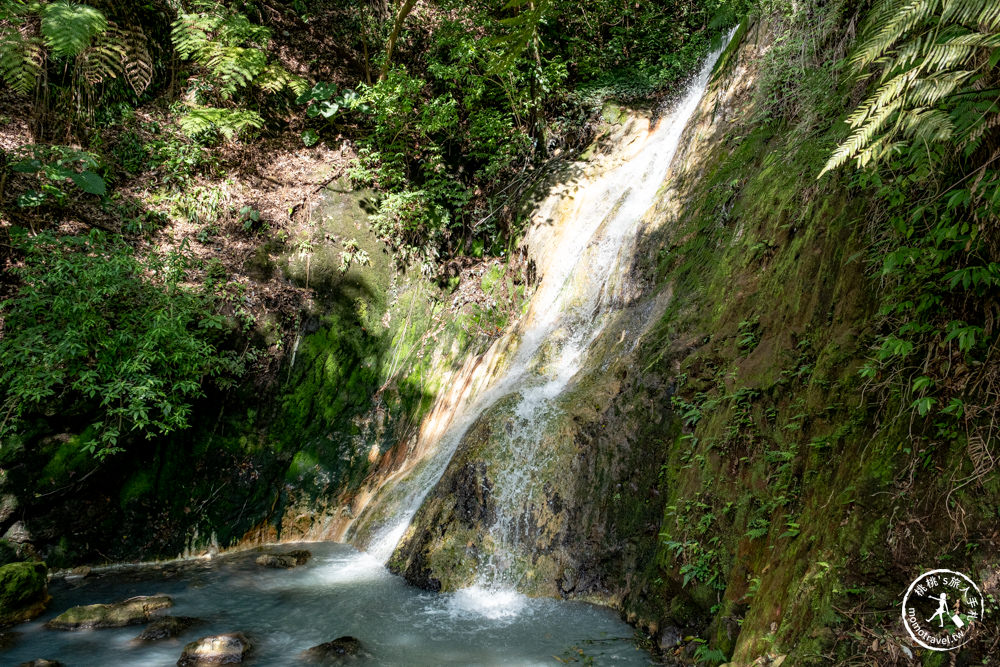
[379,0,417,81]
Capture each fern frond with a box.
[853,0,940,70]
[0,22,44,95]
[825,0,1000,176]
[257,63,307,95]
[178,106,264,141]
[41,1,107,58]
[121,30,153,94]
[171,4,298,101]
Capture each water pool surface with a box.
[2,542,651,665]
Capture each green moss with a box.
[120,470,154,509]
[0,561,48,624]
[480,264,503,293]
[40,435,92,486]
[600,102,628,125]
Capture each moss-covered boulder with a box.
[0,561,49,626]
[46,595,172,630]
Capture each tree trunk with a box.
[379,0,417,82]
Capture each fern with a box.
[171,3,304,101]
[0,11,44,95]
[40,0,107,58]
[178,106,264,141]
[0,0,154,132]
[821,0,1000,175]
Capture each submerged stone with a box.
[255,549,311,569]
[0,561,50,626]
[300,636,368,663]
[17,660,62,667]
[46,594,172,630]
[177,632,252,665]
[136,615,201,641]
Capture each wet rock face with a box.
[255,549,311,568]
[0,561,50,626]
[46,595,173,630]
[451,463,495,528]
[177,632,251,666]
[300,636,369,663]
[135,616,201,641]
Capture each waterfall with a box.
[355,35,733,575]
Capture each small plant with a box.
[8,145,106,206]
[737,315,761,351]
[238,205,261,231]
[339,238,371,273]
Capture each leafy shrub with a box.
[145,135,218,189]
[7,144,106,207]
[822,0,1000,434]
[0,229,235,458]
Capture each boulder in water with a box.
[136,615,201,641]
[177,632,252,665]
[255,549,311,569]
[0,561,50,626]
[17,661,62,667]
[300,636,368,663]
[46,595,172,630]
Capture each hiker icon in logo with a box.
[902,569,983,651]
[927,593,949,628]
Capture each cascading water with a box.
[357,35,733,590]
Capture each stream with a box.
[2,543,649,665]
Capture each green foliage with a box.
[0,230,237,458]
[8,144,106,207]
[0,2,44,95]
[146,135,219,189]
[40,0,106,58]
[298,82,368,120]
[178,106,264,141]
[0,1,154,128]
[172,2,305,101]
[349,17,535,263]
[815,0,1000,435]
[822,0,1000,174]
